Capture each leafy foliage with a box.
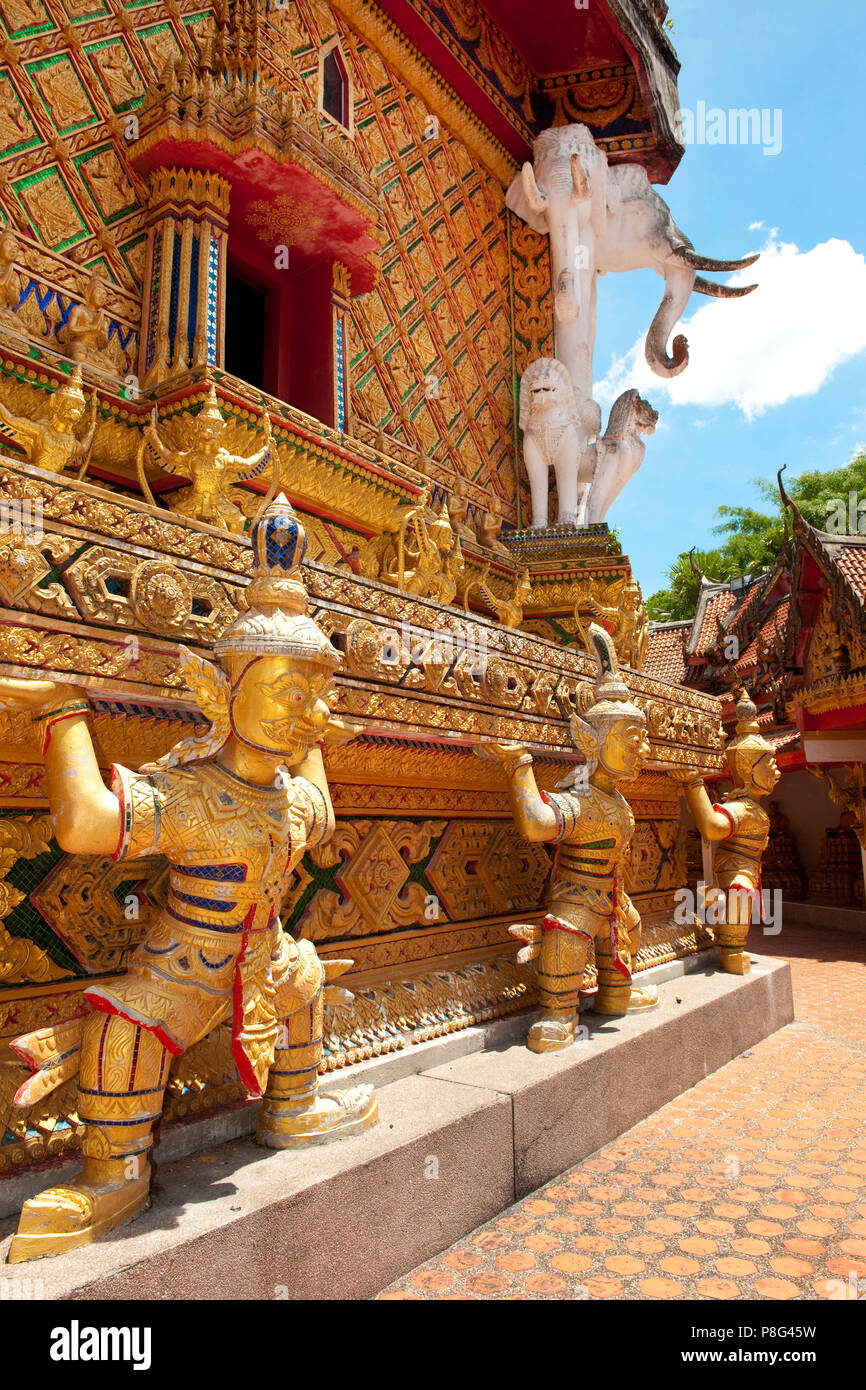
[646,452,866,622]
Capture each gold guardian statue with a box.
[677,689,780,974]
[0,496,377,1262]
[0,365,97,475]
[480,623,656,1053]
[140,383,276,532]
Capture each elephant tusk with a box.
[674,248,760,272]
[570,152,591,201]
[521,161,548,216]
[693,276,759,298]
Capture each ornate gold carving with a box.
[297,819,439,938]
[464,563,532,629]
[0,231,22,324]
[141,385,276,533]
[574,574,649,670]
[31,854,168,975]
[807,594,866,684]
[64,547,241,642]
[330,0,517,185]
[357,485,465,605]
[0,814,68,984]
[0,531,79,618]
[0,368,97,475]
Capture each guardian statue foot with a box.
[718,948,751,975]
[257,1084,378,1150]
[527,1011,576,1053]
[7,1159,151,1263]
[627,984,660,1012]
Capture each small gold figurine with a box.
[574,575,649,669]
[0,227,21,322]
[0,496,377,1262]
[62,273,109,364]
[480,622,656,1053]
[464,563,531,629]
[141,383,276,532]
[0,364,97,475]
[476,494,509,555]
[676,690,780,974]
[359,484,464,605]
[447,477,476,543]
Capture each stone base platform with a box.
[0,952,793,1300]
[783,900,866,936]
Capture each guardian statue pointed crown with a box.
[726,688,774,789]
[214,493,339,670]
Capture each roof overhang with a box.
[334,0,683,183]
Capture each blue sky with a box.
[592,0,866,597]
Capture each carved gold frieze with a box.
[0,530,79,618]
[64,547,242,643]
[807,593,866,684]
[31,853,168,976]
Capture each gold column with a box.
[171,205,196,373]
[191,218,212,368]
[140,167,231,388]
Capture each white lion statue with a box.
[519,358,600,529]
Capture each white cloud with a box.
[596,234,866,420]
[748,219,764,231]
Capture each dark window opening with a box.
[224,270,267,391]
[323,48,349,128]
[224,255,336,427]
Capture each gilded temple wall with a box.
[0,455,723,1174]
[0,0,553,526]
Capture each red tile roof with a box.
[834,541,866,603]
[733,596,790,674]
[691,588,738,655]
[644,622,689,683]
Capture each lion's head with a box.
[519,358,580,432]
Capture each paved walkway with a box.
[377,925,866,1300]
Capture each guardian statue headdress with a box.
[726,688,774,793]
[146,495,338,769]
[569,621,646,774]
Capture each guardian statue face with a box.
[229,656,333,764]
[749,749,780,796]
[598,715,650,780]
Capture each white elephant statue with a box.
[519,359,599,529]
[507,123,759,401]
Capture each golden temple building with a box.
[0,0,738,1197]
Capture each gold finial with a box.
[734,687,760,735]
[214,493,338,668]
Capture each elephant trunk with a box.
[645,263,694,378]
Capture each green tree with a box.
[646,451,866,622]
